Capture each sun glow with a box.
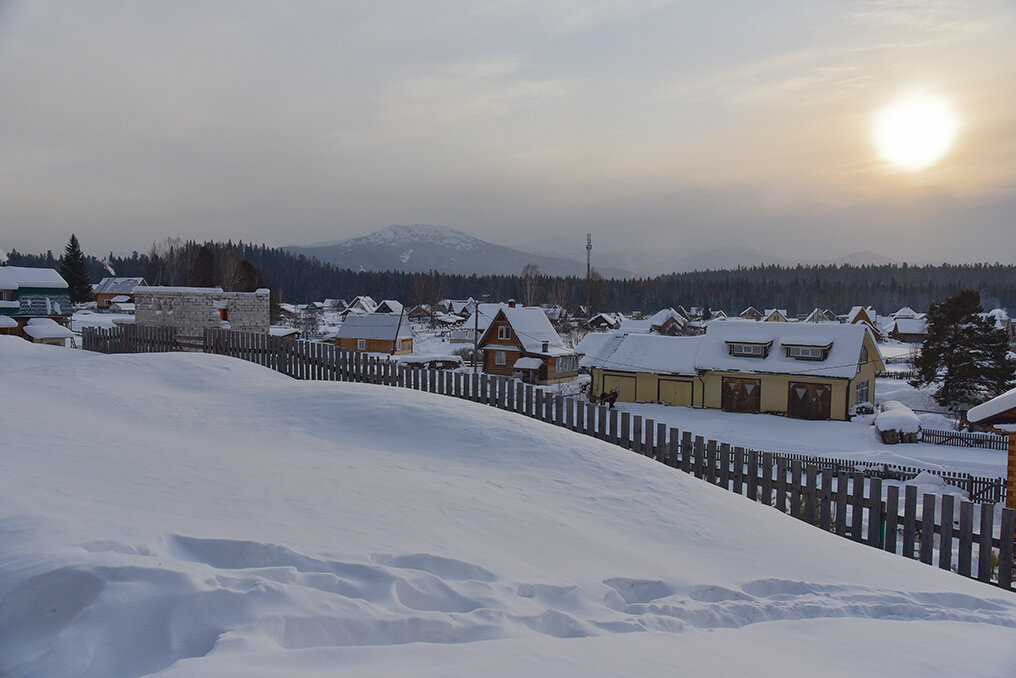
[873,94,959,171]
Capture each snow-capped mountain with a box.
[286,225,631,278]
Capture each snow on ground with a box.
[3,337,1016,677]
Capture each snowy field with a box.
[2,337,1016,677]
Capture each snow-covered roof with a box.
[647,308,688,328]
[513,357,543,370]
[618,318,655,334]
[763,309,788,320]
[804,308,834,323]
[487,307,570,356]
[891,306,918,319]
[588,312,621,327]
[581,333,701,375]
[109,295,131,303]
[337,313,413,341]
[575,332,620,367]
[846,306,876,324]
[697,322,879,379]
[22,317,73,339]
[375,300,404,314]
[269,326,300,337]
[890,317,927,335]
[0,315,18,328]
[0,266,68,290]
[463,303,510,333]
[967,387,1016,423]
[94,277,146,295]
[347,296,377,313]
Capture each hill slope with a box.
[287,224,631,278]
[2,339,1015,677]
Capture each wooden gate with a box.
[721,377,760,413]
[658,379,693,406]
[788,381,832,420]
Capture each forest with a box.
[6,239,1016,315]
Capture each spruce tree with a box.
[59,234,94,303]
[911,289,1016,409]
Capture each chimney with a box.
[542,341,549,353]
[507,299,517,308]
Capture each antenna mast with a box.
[585,234,592,311]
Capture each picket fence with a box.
[83,326,1016,590]
[82,324,178,353]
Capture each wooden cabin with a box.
[478,305,579,385]
[336,312,413,354]
[94,277,146,309]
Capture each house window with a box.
[497,325,511,340]
[729,343,767,358]
[219,308,229,321]
[860,346,869,366]
[1,290,14,301]
[495,350,506,365]
[787,346,826,360]
[856,380,870,404]
[556,356,576,372]
[357,339,366,350]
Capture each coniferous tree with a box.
[911,289,1016,409]
[187,245,215,287]
[59,234,94,303]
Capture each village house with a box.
[339,295,377,319]
[618,308,689,336]
[335,313,413,354]
[580,322,882,421]
[739,306,764,321]
[93,277,147,309]
[374,299,404,315]
[134,287,270,346]
[478,304,580,385]
[586,312,622,331]
[843,306,882,340]
[0,266,72,336]
[966,387,1016,432]
[804,308,835,323]
[763,308,790,322]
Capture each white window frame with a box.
[788,346,824,360]
[357,338,366,350]
[730,343,766,357]
[497,325,511,340]
[856,380,869,404]
[495,350,506,365]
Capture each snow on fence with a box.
[84,327,1016,591]
[875,369,920,379]
[921,428,1010,451]
[883,355,916,365]
[81,324,178,353]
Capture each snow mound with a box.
[3,346,1016,676]
[876,400,922,434]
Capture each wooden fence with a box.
[81,324,178,353]
[921,428,1010,452]
[876,369,920,379]
[85,327,1016,591]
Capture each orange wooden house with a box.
[335,312,413,354]
[478,304,579,385]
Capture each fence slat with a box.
[958,501,974,577]
[920,494,936,564]
[977,503,994,583]
[940,494,955,571]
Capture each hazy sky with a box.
[2,0,1015,265]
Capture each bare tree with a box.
[520,263,540,306]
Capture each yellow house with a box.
[763,308,789,322]
[580,322,883,421]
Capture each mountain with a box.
[286,225,631,278]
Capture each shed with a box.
[336,313,413,354]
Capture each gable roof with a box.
[463,303,510,333]
[968,387,1016,423]
[846,306,876,324]
[347,296,377,313]
[337,313,413,341]
[94,277,146,295]
[375,300,404,314]
[890,317,928,335]
[482,307,570,356]
[804,308,834,323]
[0,266,68,291]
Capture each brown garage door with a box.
[721,377,760,413]
[788,382,832,420]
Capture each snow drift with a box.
[1,337,1015,677]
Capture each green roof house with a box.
[0,266,72,334]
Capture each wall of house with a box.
[135,289,269,340]
[12,287,72,317]
[593,369,702,406]
[482,347,521,376]
[338,337,398,353]
[700,372,854,420]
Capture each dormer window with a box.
[728,342,770,358]
[784,343,832,361]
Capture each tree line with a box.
[6,238,1016,314]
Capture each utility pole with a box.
[585,233,592,312]
[472,298,479,374]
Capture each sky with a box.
[2,0,1015,267]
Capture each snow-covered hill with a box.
[2,338,1015,677]
[287,225,632,278]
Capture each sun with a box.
[873,94,959,171]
